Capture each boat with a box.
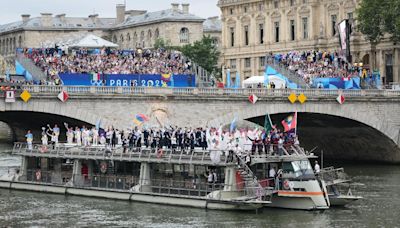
[0,143,274,211]
[250,145,331,210]
[318,167,363,206]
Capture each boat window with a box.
[291,160,315,178]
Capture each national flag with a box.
[235,72,241,88]
[342,76,350,82]
[92,73,100,81]
[230,117,237,133]
[161,73,172,82]
[133,114,150,126]
[248,94,258,104]
[264,114,273,133]
[57,91,69,102]
[336,94,345,104]
[95,119,102,129]
[281,112,297,132]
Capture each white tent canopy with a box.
[68,34,119,48]
[243,75,286,88]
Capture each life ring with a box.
[35,170,41,181]
[283,179,290,190]
[100,162,107,174]
[157,149,164,158]
[39,145,47,153]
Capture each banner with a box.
[312,77,361,89]
[59,73,196,87]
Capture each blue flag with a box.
[226,69,231,88]
[170,73,174,88]
[230,117,237,133]
[235,72,241,88]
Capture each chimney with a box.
[116,4,126,24]
[182,3,190,14]
[171,3,180,12]
[40,13,53,27]
[21,14,30,23]
[56,14,66,22]
[88,14,99,24]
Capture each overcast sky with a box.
[0,0,221,24]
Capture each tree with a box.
[180,35,221,79]
[357,0,400,44]
[154,38,172,50]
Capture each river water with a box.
[0,144,399,227]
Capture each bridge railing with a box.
[18,85,400,98]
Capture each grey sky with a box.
[0,0,220,24]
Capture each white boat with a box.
[1,143,274,211]
[318,167,363,206]
[250,145,330,210]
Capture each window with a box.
[259,23,264,44]
[127,33,131,41]
[211,37,219,47]
[274,0,279,8]
[154,29,159,39]
[230,8,234,15]
[302,17,308,39]
[180,27,189,43]
[230,59,236,69]
[244,6,247,13]
[259,3,264,11]
[259,56,265,67]
[331,14,337,36]
[290,20,295,41]
[244,25,249,46]
[245,58,251,68]
[303,0,307,3]
[275,22,280,42]
[120,34,124,43]
[290,0,295,6]
[230,27,235,47]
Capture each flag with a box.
[248,94,258,104]
[281,112,297,132]
[235,72,241,88]
[57,91,69,102]
[170,74,174,87]
[226,69,231,88]
[161,73,172,82]
[133,114,149,126]
[92,73,100,81]
[336,94,345,104]
[264,114,273,133]
[95,119,102,129]
[230,117,237,133]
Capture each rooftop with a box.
[203,16,222,32]
[0,15,115,34]
[115,8,204,29]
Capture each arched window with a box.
[113,35,117,43]
[154,28,159,39]
[133,32,138,47]
[18,36,22,48]
[147,30,152,46]
[140,31,145,47]
[127,33,131,42]
[179,27,189,43]
[120,34,124,43]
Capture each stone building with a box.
[218,0,400,85]
[0,3,220,66]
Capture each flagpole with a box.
[295,111,298,137]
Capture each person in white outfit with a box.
[92,127,99,146]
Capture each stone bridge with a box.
[1,85,400,163]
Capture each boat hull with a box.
[264,195,329,210]
[329,195,362,206]
[0,180,263,211]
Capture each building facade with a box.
[218,0,400,85]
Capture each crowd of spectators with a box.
[267,50,359,85]
[22,47,193,79]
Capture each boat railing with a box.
[318,167,349,184]
[21,170,260,199]
[236,155,268,200]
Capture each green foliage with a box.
[357,0,400,44]
[154,38,172,50]
[180,35,220,79]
